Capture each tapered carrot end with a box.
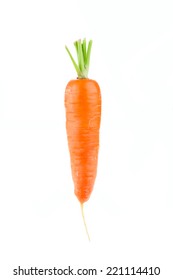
[80,203,90,241]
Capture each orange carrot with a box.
[65,39,101,238]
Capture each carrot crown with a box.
[65,39,92,79]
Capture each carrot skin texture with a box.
[65,79,101,203]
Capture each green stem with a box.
[78,40,84,73]
[65,46,81,77]
[65,38,93,79]
[86,40,92,73]
[82,38,87,65]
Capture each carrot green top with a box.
[65,39,92,79]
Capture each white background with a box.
[0,0,173,279]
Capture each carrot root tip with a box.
[80,203,90,241]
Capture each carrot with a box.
[65,39,101,239]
